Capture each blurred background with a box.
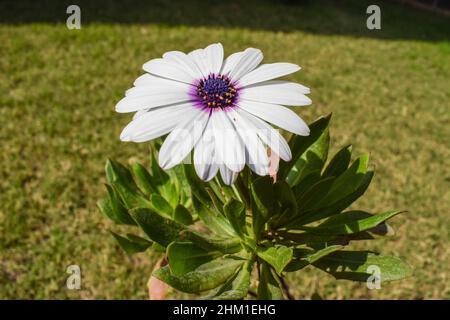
[0,0,449,299]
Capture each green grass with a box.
[0,0,449,299]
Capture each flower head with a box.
[116,43,311,184]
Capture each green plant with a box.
[98,114,412,299]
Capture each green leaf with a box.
[184,232,242,254]
[296,177,336,213]
[309,210,402,235]
[100,184,136,225]
[256,245,293,274]
[153,257,243,293]
[223,199,247,237]
[112,182,151,209]
[131,162,156,195]
[274,226,391,248]
[149,151,170,188]
[322,145,352,178]
[208,180,227,204]
[214,176,240,201]
[149,151,178,206]
[205,187,225,215]
[167,241,221,276]
[173,204,193,225]
[98,199,116,222]
[251,176,274,219]
[292,171,374,226]
[278,114,331,181]
[276,231,337,247]
[131,208,184,247]
[275,181,297,211]
[105,159,133,186]
[192,193,235,236]
[285,245,344,272]
[291,170,322,200]
[183,164,211,206]
[316,154,369,206]
[212,259,253,300]
[151,242,166,253]
[251,176,275,239]
[257,263,284,300]
[313,251,413,282]
[287,125,329,187]
[110,231,152,254]
[170,164,190,205]
[271,181,298,227]
[150,193,173,218]
[163,172,181,208]
[105,160,151,209]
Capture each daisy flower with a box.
[116,43,311,185]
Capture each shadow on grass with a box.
[0,0,449,42]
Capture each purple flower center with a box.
[196,74,238,109]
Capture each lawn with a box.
[0,0,449,299]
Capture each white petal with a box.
[204,43,224,75]
[133,73,192,88]
[125,82,191,98]
[238,109,292,161]
[188,49,210,79]
[132,109,149,120]
[211,110,245,172]
[238,63,300,87]
[219,165,239,185]
[143,58,195,84]
[194,129,219,181]
[220,51,244,75]
[240,80,312,106]
[162,51,203,79]
[238,100,309,136]
[158,110,209,170]
[116,90,190,113]
[120,104,192,142]
[228,48,263,82]
[226,110,269,176]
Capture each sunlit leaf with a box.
[285,245,344,272]
[150,193,173,218]
[251,176,275,239]
[278,114,331,181]
[256,245,293,274]
[99,184,136,225]
[316,154,369,206]
[211,259,253,300]
[308,210,403,235]
[292,170,374,226]
[192,194,235,236]
[223,199,247,238]
[173,204,193,225]
[110,231,152,254]
[322,144,352,178]
[153,257,243,293]
[313,251,413,282]
[257,263,284,300]
[167,241,221,276]
[105,160,151,209]
[184,231,242,254]
[131,162,157,195]
[287,124,329,186]
[131,207,184,247]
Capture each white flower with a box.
[116,43,311,185]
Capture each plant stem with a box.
[248,290,257,298]
[279,276,295,300]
